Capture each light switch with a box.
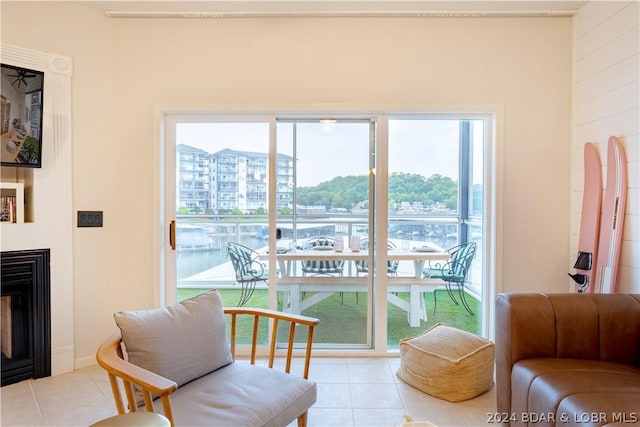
[78,211,103,227]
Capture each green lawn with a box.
[178,288,480,349]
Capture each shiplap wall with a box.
[572,1,640,293]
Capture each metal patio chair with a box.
[300,237,344,276]
[423,241,477,315]
[354,238,399,277]
[226,241,272,306]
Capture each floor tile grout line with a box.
[27,380,44,417]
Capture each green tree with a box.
[280,206,292,215]
[297,173,457,211]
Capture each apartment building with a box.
[177,144,294,213]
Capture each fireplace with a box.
[1,249,51,386]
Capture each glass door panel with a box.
[275,119,373,348]
[173,121,271,312]
[387,118,484,348]
[466,119,486,311]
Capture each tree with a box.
[297,173,457,211]
[280,206,292,215]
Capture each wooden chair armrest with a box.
[224,307,319,327]
[97,333,178,395]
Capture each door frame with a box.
[154,104,502,352]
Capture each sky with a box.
[176,119,482,187]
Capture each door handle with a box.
[170,220,176,250]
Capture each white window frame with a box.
[154,105,501,354]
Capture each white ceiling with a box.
[74,1,588,18]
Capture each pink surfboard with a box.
[593,136,627,293]
[569,142,602,293]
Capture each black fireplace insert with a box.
[1,249,51,386]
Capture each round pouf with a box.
[397,323,495,402]
[90,412,171,427]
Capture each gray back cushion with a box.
[114,290,233,386]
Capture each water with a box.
[176,236,267,279]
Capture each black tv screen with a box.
[1,64,44,168]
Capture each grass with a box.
[178,288,480,349]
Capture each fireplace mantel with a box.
[0,44,74,376]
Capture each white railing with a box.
[175,213,476,289]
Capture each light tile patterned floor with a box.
[1,358,496,427]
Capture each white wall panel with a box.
[574,107,640,143]
[575,1,632,36]
[624,134,640,162]
[575,54,639,102]
[575,27,639,82]
[575,80,639,125]
[572,1,640,293]
[576,2,639,58]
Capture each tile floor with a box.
[1,357,497,427]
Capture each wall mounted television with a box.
[1,64,44,168]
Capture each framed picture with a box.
[0,64,44,168]
[0,182,24,223]
[0,195,16,223]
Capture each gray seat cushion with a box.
[156,362,317,427]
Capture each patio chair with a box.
[226,241,272,306]
[423,241,477,315]
[354,238,399,277]
[352,238,399,304]
[300,237,344,276]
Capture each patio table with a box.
[259,245,449,326]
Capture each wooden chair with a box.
[96,292,319,427]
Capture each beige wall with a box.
[1,2,574,368]
[572,1,640,294]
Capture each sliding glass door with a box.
[163,112,490,352]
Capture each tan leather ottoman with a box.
[397,323,495,402]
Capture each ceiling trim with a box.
[104,9,579,18]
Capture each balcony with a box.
[173,213,482,347]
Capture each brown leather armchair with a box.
[495,293,640,427]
